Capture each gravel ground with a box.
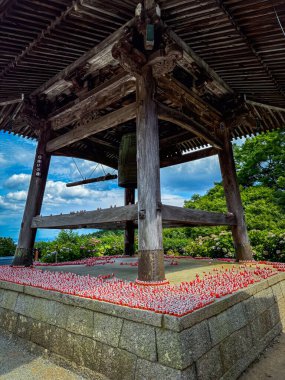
[239,331,285,380]
[0,331,106,380]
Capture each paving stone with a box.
[119,320,156,361]
[99,344,137,380]
[0,290,18,310]
[14,294,35,318]
[135,358,196,380]
[0,281,24,293]
[268,302,281,327]
[156,320,211,370]
[220,325,253,372]
[93,312,123,347]
[250,309,274,343]
[208,302,247,345]
[243,296,258,321]
[52,327,76,360]
[254,287,275,314]
[196,346,224,380]
[0,308,18,333]
[66,306,93,337]
[73,334,102,372]
[30,320,56,350]
[271,283,283,301]
[29,297,70,329]
[15,315,32,340]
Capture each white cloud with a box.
[5,173,31,188]
[0,153,7,165]
[6,190,27,201]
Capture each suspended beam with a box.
[157,102,223,149]
[46,103,136,152]
[66,174,117,187]
[161,147,218,168]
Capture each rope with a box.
[72,158,85,181]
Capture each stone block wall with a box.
[0,273,285,380]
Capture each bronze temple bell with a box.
[118,132,137,189]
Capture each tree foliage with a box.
[0,237,16,256]
[234,130,285,190]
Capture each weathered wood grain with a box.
[13,124,51,266]
[218,127,253,260]
[136,66,165,281]
[46,103,136,152]
[49,72,136,130]
[161,205,236,226]
[32,205,138,229]
[160,147,218,168]
[157,102,223,149]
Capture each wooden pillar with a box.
[136,66,165,282]
[12,125,51,266]
[124,188,135,256]
[218,127,253,261]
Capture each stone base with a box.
[137,249,165,281]
[12,247,33,266]
[0,273,285,380]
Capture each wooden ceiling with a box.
[0,0,285,169]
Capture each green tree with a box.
[0,237,16,256]
[234,130,285,190]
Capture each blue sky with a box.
[0,131,222,241]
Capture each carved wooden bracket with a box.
[112,29,182,77]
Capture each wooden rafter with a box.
[214,0,285,99]
[32,18,135,96]
[157,102,223,149]
[0,1,83,81]
[161,147,218,168]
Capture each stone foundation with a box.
[0,274,285,380]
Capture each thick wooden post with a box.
[124,188,135,256]
[136,66,165,282]
[218,128,253,261]
[12,125,51,266]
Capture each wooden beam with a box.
[32,205,138,229]
[46,103,136,152]
[32,18,135,96]
[49,72,136,130]
[159,76,222,127]
[161,147,218,168]
[136,66,165,282]
[32,203,237,230]
[218,128,253,260]
[0,94,24,106]
[157,102,223,149]
[13,124,51,266]
[244,99,285,114]
[66,174,117,187]
[161,205,236,226]
[166,29,233,95]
